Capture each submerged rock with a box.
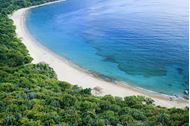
[176,67,183,75]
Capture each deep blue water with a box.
[26,0,189,96]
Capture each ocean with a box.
[26,0,189,96]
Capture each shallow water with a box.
[26,0,189,96]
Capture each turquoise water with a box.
[26,0,189,96]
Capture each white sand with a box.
[10,0,189,108]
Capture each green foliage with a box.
[0,0,188,126]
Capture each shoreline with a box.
[10,0,189,108]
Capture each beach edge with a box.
[10,0,189,108]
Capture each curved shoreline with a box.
[10,0,188,108]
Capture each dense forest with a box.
[0,0,189,125]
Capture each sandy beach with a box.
[10,0,188,108]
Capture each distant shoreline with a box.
[10,0,188,108]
